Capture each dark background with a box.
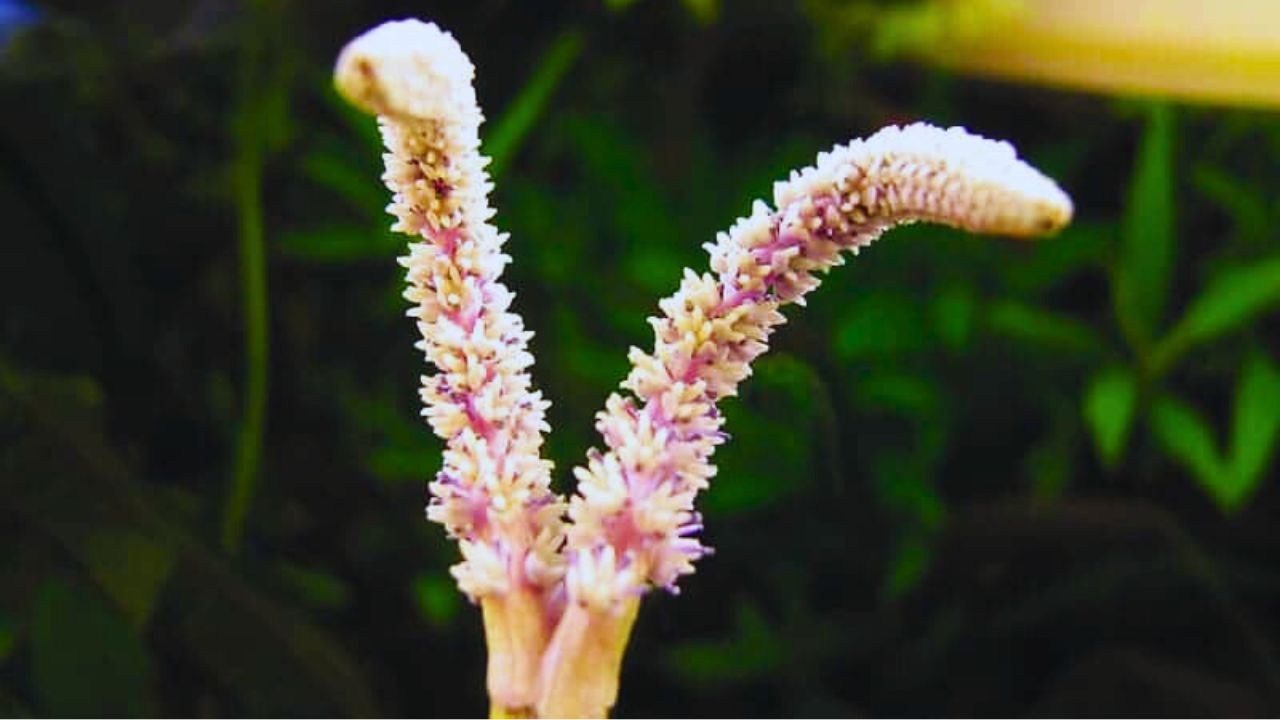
[4,0,1280,716]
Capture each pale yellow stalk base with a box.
[489,702,535,719]
[483,587,552,715]
[535,599,640,719]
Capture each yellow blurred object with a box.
[921,0,1280,107]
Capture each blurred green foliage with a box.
[3,0,1280,716]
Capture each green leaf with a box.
[368,444,435,485]
[625,242,688,294]
[999,221,1110,295]
[873,452,946,528]
[665,602,779,685]
[1025,422,1074,503]
[486,30,583,180]
[275,563,353,611]
[872,0,1022,60]
[412,573,460,629]
[30,576,153,716]
[80,529,176,629]
[931,283,976,351]
[833,292,931,359]
[853,372,942,419]
[680,0,719,24]
[1115,103,1176,350]
[1151,394,1229,507]
[506,177,588,287]
[277,225,400,262]
[1192,165,1268,244]
[323,83,384,156]
[871,2,946,60]
[302,150,387,217]
[1083,366,1138,469]
[549,304,630,390]
[1159,255,1280,363]
[707,356,818,514]
[986,300,1105,356]
[559,116,684,294]
[1023,399,1079,503]
[1229,352,1280,502]
[883,528,934,600]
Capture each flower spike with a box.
[563,122,1072,610]
[335,19,564,712]
[538,122,1071,717]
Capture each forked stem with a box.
[333,18,1075,720]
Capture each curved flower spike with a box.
[335,20,565,713]
[542,122,1072,718]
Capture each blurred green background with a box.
[4,0,1280,716]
